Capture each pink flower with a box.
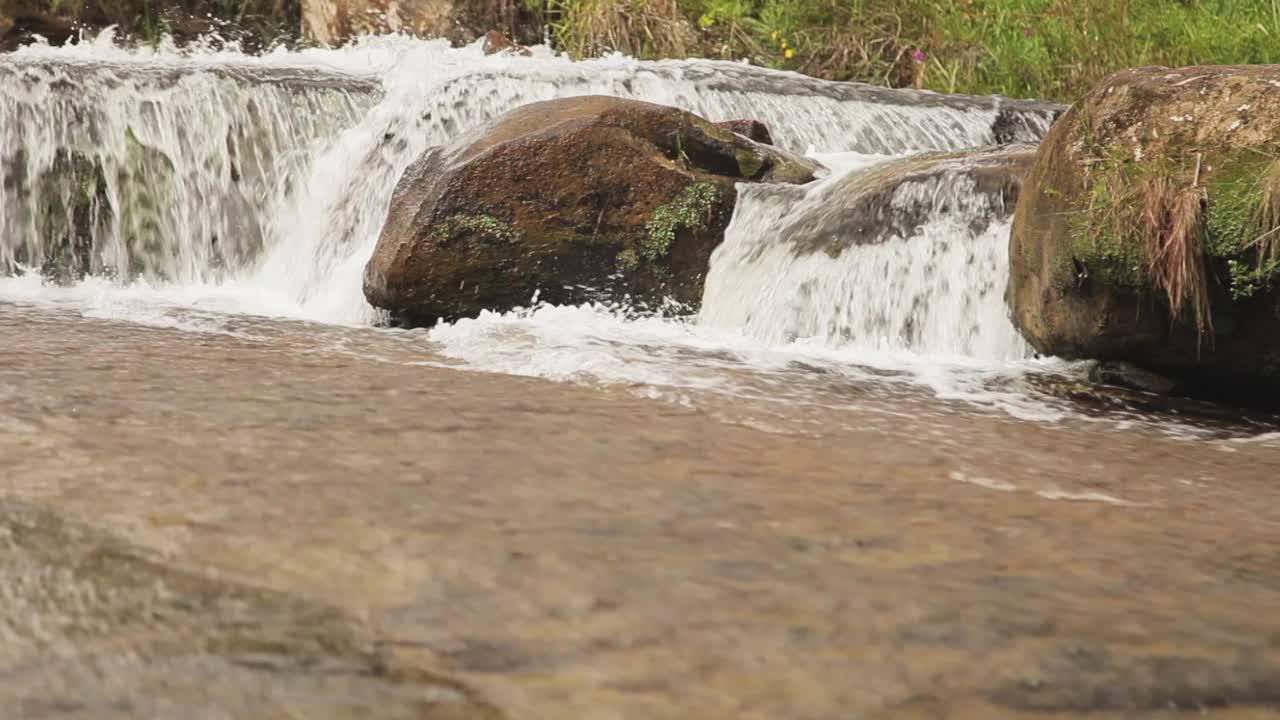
[911,49,927,63]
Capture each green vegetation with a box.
[1207,156,1280,300]
[535,0,1280,102]
[15,0,1278,101]
[615,247,640,273]
[1060,140,1280,337]
[429,214,521,244]
[641,182,719,261]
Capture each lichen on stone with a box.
[641,182,719,262]
[735,148,765,179]
[615,247,640,273]
[429,214,520,245]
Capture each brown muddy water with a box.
[4,304,1280,719]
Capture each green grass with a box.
[536,0,1280,102]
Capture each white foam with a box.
[949,471,1018,492]
[700,158,1031,361]
[1035,488,1144,507]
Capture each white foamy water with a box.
[0,33,1085,422]
[700,153,1031,360]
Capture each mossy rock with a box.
[28,149,110,285]
[1010,65,1280,402]
[363,96,821,325]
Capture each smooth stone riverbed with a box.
[4,305,1280,719]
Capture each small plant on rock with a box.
[641,182,719,261]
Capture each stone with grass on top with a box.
[1010,65,1280,404]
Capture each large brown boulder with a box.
[1011,65,1280,400]
[363,95,821,325]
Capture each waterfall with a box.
[700,153,1033,360]
[0,35,1058,345]
[0,52,375,284]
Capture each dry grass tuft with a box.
[1248,159,1280,268]
[548,0,696,58]
[1139,174,1212,341]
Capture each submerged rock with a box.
[0,500,505,719]
[696,144,1034,354]
[1011,65,1280,402]
[779,144,1035,256]
[363,95,821,325]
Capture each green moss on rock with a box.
[428,214,521,245]
[1061,155,1149,288]
[735,148,765,179]
[641,182,719,262]
[1055,145,1280,304]
[1205,162,1263,258]
[616,247,640,273]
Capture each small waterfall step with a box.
[700,146,1036,360]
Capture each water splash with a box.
[0,34,1058,325]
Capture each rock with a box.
[0,1,76,49]
[715,119,774,146]
[363,96,821,325]
[481,30,530,56]
[1087,361,1179,395]
[992,106,1053,145]
[1011,65,1280,402]
[0,501,505,719]
[697,144,1034,350]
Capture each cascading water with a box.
[0,50,376,284]
[699,153,1032,360]
[0,34,1059,394]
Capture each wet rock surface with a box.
[363,95,820,325]
[1011,65,1280,403]
[4,306,1280,718]
[0,499,502,719]
[714,118,774,145]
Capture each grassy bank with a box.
[538,0,1280,102]
[7,0,1279,102]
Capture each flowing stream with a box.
[10,35,1280,720]
[0,34,1093,423]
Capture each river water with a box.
[0,34,1086,421]
[6,33,1280,720]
